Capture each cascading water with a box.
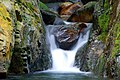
[45,23,92,73]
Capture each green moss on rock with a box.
[97,0,110,42]
[0,0,52,76]
[112,21,120,58]
[94,0,120,78]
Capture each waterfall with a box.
[45,23,92,73]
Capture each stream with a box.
[8,73,102,80]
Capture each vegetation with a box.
[95,0,120,78]
[97,0,110,42]
[112,20,120,58]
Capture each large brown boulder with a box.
[58,2,83,15]
[58,2,83,20]
[67,1,96,22]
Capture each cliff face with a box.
[0,1,13,76]
[82,0,120,78]
[0,0,52,77]
[73,0,120,79]
[94,0,120,78]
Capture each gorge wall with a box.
[0,0,52,78]
[78,0,120,79]
[94,0,120,78]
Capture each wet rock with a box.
[74,43,89,71]
[6,0,52,74]
[58,2,73,15]
[58,2,83,15]
[78,23,87,34]
[41,10,64,25]
[67,1,96,22]
[87,40,104,70]
[40,10,56,25]
[59,2,73,8]
[46,2,62,12]
[93,0,120,78]
[0,2,13,78]
[54,23,87,50]
[55,27,79,50]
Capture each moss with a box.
[111,22,120,58]
[97,0,110,42]
[110,13,120,77]
[95,0,120,78]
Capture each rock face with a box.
[91,0,120,78]
[67,1,96,22]
[93,0,120,78]
[75,0,120,79]
[0,0,52,78]
[0,2,13,78]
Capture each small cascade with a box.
[45,23,92,73]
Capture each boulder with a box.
[58,2,83,15]
[67,1,96,22]
[55,26,79,50]
[54,23,87,50]
[78,23,87,34]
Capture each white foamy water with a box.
[44,23,92,73]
